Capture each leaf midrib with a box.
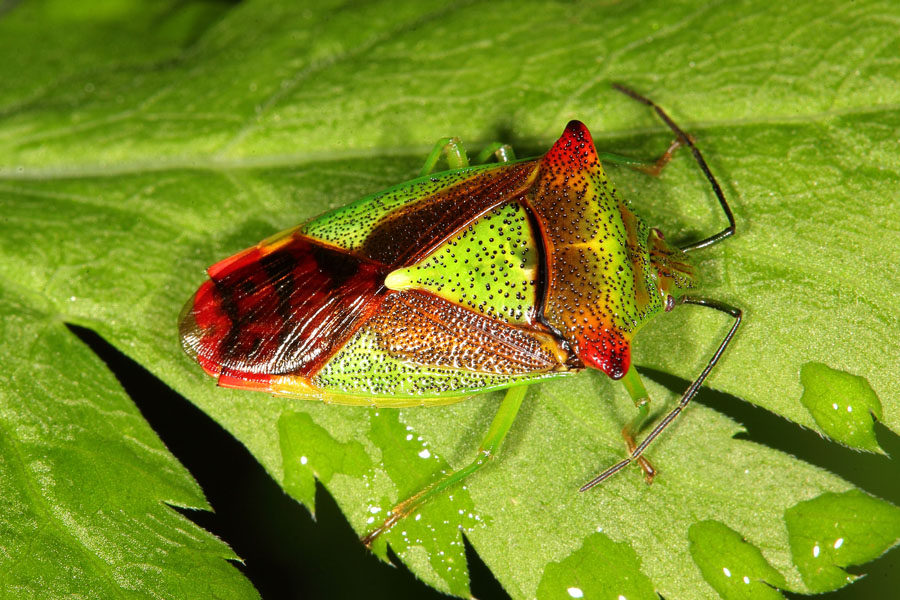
[1,101,897,181]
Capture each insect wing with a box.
[180,235,386,384]
[299,161,537,267]
[312,288,573,400]
[180,162,572,402]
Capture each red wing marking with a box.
[180,235,387,383]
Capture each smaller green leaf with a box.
[785,490,900,593]
[799,363,883,452]
[688,520,787,600]
[279,411,372,511]
[364,410,478,598]
[280,407,479,597]
[536,532,657,600]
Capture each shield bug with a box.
[179,84,741,543]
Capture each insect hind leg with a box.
[419,137,518,177]
[362,384,529,547]
[475,142,516,164]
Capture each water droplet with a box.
[418,449,431,459]
[406,434,413,441]
[369,506,381,514]
[566,587,584,598]
[834,538,844,549]
[813,544,821,558]
[300,455,307,465]
[723,567,731,577]
[743,576,750,584]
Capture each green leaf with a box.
[536,532,657,600]
[279,410,373,510]
[799,363,883,452]
[689,520,787,600]
[1,0,899,598]
[0,284,256,597]
[279,408,479,596]
[785,491,900,593]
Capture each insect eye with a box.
[665,295,675,312]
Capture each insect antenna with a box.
[612,83,735,252]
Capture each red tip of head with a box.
[542,121,598,173]
[563,120,592,142]
[576,333,631,380]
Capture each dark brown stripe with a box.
[360,162,536,267]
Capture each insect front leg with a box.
[612,83,736,251]
[581,297,742,492]
[362,385,529,547]
[597,137,687,177]
[619,366,658,483]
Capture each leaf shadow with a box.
[640,367,900,505]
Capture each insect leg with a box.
[419,137,469,176]
[580,297,742,491]
[475,142,516,164]
[597,137,686,177]
[612,83,736,252]
[362,384,529,547]
[619,366,657,483]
